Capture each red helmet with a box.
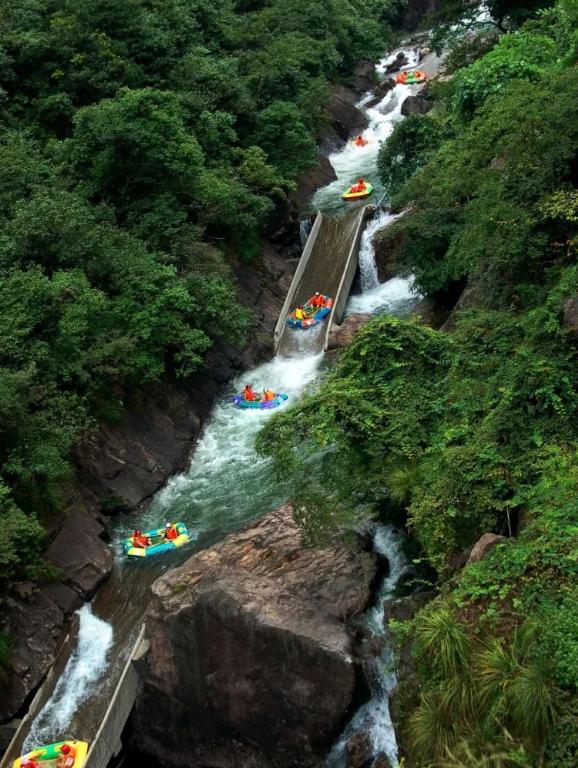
[61,745,71,755]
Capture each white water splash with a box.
[346,275,419,318]
[24,606,113,750]
[358,210,403,290]
[140,350,323,538]
[313,45,425,214]
[326,526,413,768]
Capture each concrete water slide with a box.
[274,206,371,356]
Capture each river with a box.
[23,39,429,767]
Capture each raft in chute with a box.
[396,70,426,84]
[341,182,373,201]
[287,295,333,328]
[231,393,288,410]
[123,522,190,558]
[13,741,89,768]
[352,135,369,147]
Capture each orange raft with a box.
[396,70,427,85]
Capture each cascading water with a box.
[299,217,313,248]
[19,38,435,761]
[23,606,113,750]
[313,44,432,215]
[326,526,413,768]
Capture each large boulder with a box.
[365,79,396,110]
[45,512,113,598]
[346,730,373,768]
[131,505,376,768]
[467,533,506,565]
[327,313,372,350]
[294,155,337,209]
[400,95,431,116]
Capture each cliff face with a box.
[131,506,376,768]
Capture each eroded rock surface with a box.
[328,313,372,350]
[131,505,376,768]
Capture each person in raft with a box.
[310,292,325,308]
[350,178,366,194]
[22,759,39,768]
[243,383,258,401]
[263,389,275,402]
[294,306,304,320]
[163,522,178,541]
[132,529,150,548]
[57,744,76,768]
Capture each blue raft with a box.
[287,295,333,329]
[231,393,288,410]
[123,522,190,558]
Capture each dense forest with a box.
[0,0,398,581]
[258,0,578,765]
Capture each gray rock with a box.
[132,505,376,768]
[45,512,113,598]
[327,313,372,350]
[365,79,396,109]
[0,586,66,722]
[346,730,373,768]
[401,95,431,116]
[467,533,506,565]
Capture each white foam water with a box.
[138,350,324,538]
[24,606,113,750]
[326,526,413,768]
[313,45,425,214]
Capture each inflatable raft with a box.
[231,392,288,410]
[13,741,89,768]
[396,70,426,85]
[341,182,373,201]
[287,295,333,328]
[123,522,189,558]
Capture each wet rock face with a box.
[132,505,376,768]
[0,585,67,722]
[346,730,373,768]
[400,95,431,116]
[328,313,372,350]
[45,512,113,598]
[365,79,396,110]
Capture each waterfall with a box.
[325,525,413,768]
[24,606,113,749]
[299,217,313,248]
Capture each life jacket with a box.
[132,534,148,548]
[263,390,274,402]
[57,747,76,768]
[165,526,178,540]
[295,308,304,320]
[243,387,256,401]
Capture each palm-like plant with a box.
[415,606,471,677]
[409,690,459,762]
[474,624,555,747]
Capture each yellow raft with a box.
[13,740,89,768]
[341,182,374,201]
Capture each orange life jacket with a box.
[165,526,178,540]
[243,387,256,401]
[263,390,275,402]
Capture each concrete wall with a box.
[84,626,146,768]
[273,211,323,352]
[0,616,80,768]
[323,205,373,350]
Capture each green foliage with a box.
[452,32,558,114]
[0,0,389,581]
[377,113,445,196]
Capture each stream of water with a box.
[23,40,429,765]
